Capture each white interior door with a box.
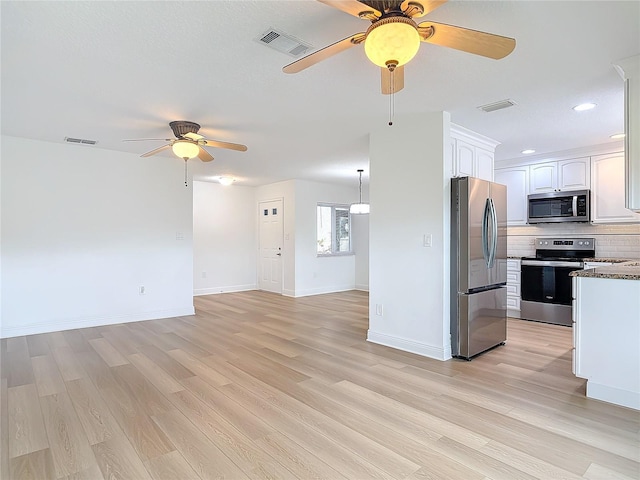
[258,199,283,294]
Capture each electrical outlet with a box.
[139,285,145,295]
[201,271,207,278]
[424,234,433,247]
[375,304,383,316]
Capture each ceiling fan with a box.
[124,120,248,162]
[283,0,516,95]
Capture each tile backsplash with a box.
[507,224,640,259]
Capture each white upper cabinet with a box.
[529,158,590,193]
[476,148,495,182]
[591,152,640,223]
[614,55,640,212]
[450,125,498,182]
[559,158,591,191]
[494,166,529,225]
[456,141,475,177]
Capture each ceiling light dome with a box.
[172,140,199,160]
[218,176,235,186]
[364,17,420,69]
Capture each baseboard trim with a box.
[194,284,257,296]
[587,381,640,410]
[354,284,369,292]
[0,306,196,339]
[367,330,451,361]
[292,285,355,298]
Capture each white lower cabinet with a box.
[573,275,640,410]
[506,259,521,318]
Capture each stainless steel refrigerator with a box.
[451,177,507,359]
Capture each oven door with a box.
[521,261,582,305]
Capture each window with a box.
[317,204,351,255]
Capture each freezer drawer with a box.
[453,287,507,359]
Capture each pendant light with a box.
[350,169,370,215]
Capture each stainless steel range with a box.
[520,237,595,326]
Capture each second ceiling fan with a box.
[283,0,516,94]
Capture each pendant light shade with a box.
[350,169,370,215]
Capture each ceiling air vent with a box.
[256,28,312,58]
[478,99,517,113]
[64,137,97,145]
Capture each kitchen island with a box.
[571,262,640,410]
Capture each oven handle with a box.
[521,260,584,268]
[572,195,578,217]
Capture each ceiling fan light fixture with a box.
[172,140,199,160]
[364,17,420,68]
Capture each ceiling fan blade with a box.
[197,147,214,162]
[283,33,366,74]
[418,21,515,59]
[316,0,381,18]
[381,65,404,95]
[202,139,248,152]
[183,132,204,141]
[123,138,173,142]
[401,0,447,17]
[140,144,171,157]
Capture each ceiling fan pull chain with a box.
[184,160,188,187]
[388,68,394,126]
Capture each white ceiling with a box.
[2,1,638,186]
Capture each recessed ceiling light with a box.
[521,149,536,154]
[610,133,626,139]
[573,103,596,112]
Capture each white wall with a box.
[294,179,357,297]
[1,136,194,338]
[352,213,369,291]
[193,181,257,295]
[367,112,452,360]
[254,179,360,297]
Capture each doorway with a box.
[258,199,283,294]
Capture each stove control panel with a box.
[535,237,595,251]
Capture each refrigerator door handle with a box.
[482,198,491,267]
[489,198,498,268]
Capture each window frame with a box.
[316,203,353,257]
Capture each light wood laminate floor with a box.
[1,290,638,479]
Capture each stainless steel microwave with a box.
[527,190,590,224]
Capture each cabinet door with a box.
[495,167,529,225]
[456,141,475,177]
[558,158,590,191]
[591,153,640,223]
[529,162,557,193]
[476,148,494,181]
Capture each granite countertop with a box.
[570,261,640,281]
[582,258,635,263]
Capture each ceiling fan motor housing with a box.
[169,120,200,138]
